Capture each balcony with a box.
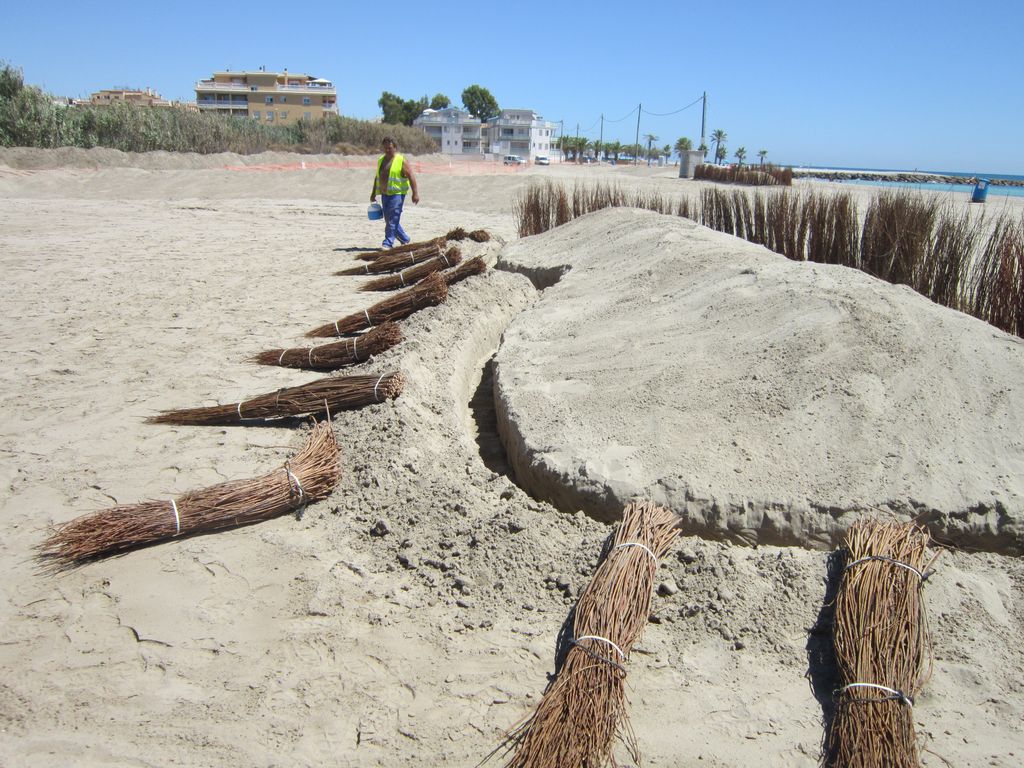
[277,82,335,91]
[196,80,336,94]
[197,99,249,109]
[195,80,250,92]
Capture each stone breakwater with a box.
[793,169,1024,188]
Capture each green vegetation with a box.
[461,84,499,122]
[0,61,435,155]
[711,128,727,164]
[515,181,1024,339]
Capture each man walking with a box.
[370,136,420,249]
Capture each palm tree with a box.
[606,140,621,162]
[735,147,747,166]
[758,149,768,166]
[698,142,708,160]
[711,129,727,164]
[643,133,658,166]
[715,144,727,164]
[675,137,693,160]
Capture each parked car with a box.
[503,154,526,165]
[534,155,550,165]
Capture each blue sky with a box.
[3,0,1022,173]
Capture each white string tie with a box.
[352,336,359,360]
[278,349,288,365]
[441,252,451,268]
[614,541,658,565]
[308,346,315,367]
[169,499,181,536]
[845,555,931,582]
[236,401,245,420]
[284,464,305,505]
[573,635,626,660]
[334,319,341,338]
[373,373,385,402]
[838,683,914,707]
[398,271,406,287]
[363,309,371,326]
[571,635,628,674]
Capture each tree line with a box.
[378,84,499,126]
[554,130,768,167]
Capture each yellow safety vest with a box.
[375,153,411,195]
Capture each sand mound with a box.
[494,207,1024,553]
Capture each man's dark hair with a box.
[382,136,397,147]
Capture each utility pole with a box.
[575,122,579,163]
[599,114,604,161]
[634,103,641,166]
[701,92,707,158]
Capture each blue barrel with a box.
[971,179,990,203]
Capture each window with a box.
[265,95,273,104]
[266,112,274,122]
[253,111,261,119]
[280,111,288,119]
[303,97,311,105]
[280,96,287,103]
[250,86,258,92]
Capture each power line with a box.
[641,95,704,117]
[603,105,639,124]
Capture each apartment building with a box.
[412,107,484,154]
[485,109,559,160]
[90,88,171,107]
[194,69,337,125]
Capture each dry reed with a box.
[38,421,340,568]
[824,519,938,768]
[353,227,487,261]
[969,215,1024,336]
[360,248,462,291]
[495,500,679,768]
[307,272,447,337]
[337,242,443,276]
[252,321,402,369]
[860,191,940,286]
[441,256,487,287]
[147,372,404,425]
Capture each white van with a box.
[503,155,525,165]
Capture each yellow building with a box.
[90,88,171,107]
[194,69,337,125]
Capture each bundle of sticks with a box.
[252,321,402,369]
[307,272,447,338]
[147,372,404,425]
[825,519,938,768]
[337,243,447,276]
[38,421,340,568]
[495,500,680,768]
[361,249,462,292]
[442,256,487,288]
[353,227,492,261]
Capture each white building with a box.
[413,107,484,155]
[413,106,560,160]
[485,109,559,160]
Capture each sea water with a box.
[800,167,1024,199]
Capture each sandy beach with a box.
[1,148,1022,767]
